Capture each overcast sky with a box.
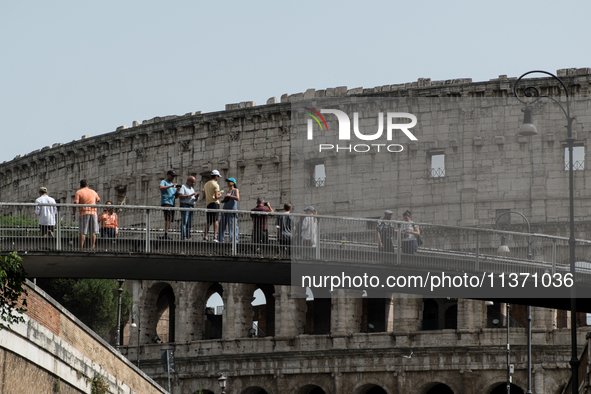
[1,0,590,163]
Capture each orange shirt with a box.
[98,212,118,228]
[74,187,100,215]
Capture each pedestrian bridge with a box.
[2,203,591,311]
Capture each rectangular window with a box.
[314,163,326,187]
[565,146,584,171]
[431,154,445,178]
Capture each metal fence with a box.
[1,202,591,283]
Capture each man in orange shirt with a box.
[72,179,101,249]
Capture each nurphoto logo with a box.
[304,107,418,153]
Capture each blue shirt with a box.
[160,180,176,205]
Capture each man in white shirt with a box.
[35,187,57,237]
[178,176,199,240]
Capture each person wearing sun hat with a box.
[218,177,240,243]
[203,170,223,241]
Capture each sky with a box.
[1,1,590,163]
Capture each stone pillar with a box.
[331,290,363,335]
[385,294,395,331]
[393,294,422,331]
[274,286,306,338]
[458,299,486,330]
[222,284,255,340]
[532,306,555,331]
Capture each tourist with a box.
[98,201,119,238]
[178,176,199,240]
[399,210,420,254]
[376,209,395,254]
[203,170,222,242]
[72,179,101,249]
[218,177,239,243]
[276,203,293,248]
[301,206,317,247]
[251,197,273,248]
[159,170,180,239]
[35,186,57,237]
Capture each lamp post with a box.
[218,374,227,394]
[495,211,533,394]
[130,304,142,368]
[513,70,578,394]
[116,279,125,350]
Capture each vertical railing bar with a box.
[397,223,401,265]
[232,212,237,256]
[56,206,62,251]
[475,231,480,271]
[315,218,320,260]
[145,209,150,253]
[552,239,556,275]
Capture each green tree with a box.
[0,252,28,330]
[38,278,131,336]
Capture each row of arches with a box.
[189,382,529,394]
[132,282,555,345]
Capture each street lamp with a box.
[116,279,125,350]
[130,304,142,368]
[218,374,227,394]
[513,70,578,394]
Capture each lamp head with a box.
[218,374,227,388]
[518,107,538,136]
[497,235,510,254]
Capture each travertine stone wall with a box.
[2,68,591,231]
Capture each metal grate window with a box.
[565,146,585,171]
[430,154,445,178]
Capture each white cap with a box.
[211,170,221,177]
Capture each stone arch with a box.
[444,304,457,329]
[305,287,332,335]
[203,282,224,340]
[155,284,175,343]
[422,299,438,330]
[297,384,329,394]
[353,383,389,394]
[488,383,524,394]
[240,386,271,394]
[141,281,177,345]
[361,297,389,333]
[415,381,458,394]
[251,284,276,337]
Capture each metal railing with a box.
[2,202,591,283]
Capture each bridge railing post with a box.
[552,238,557,274]
[145,209,151,253]
[397,223,401,265]
[315,218,321,260]
[55,206,61,251]
[231,213,237,256]
[475,231,480,271]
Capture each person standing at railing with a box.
[203,170,223,242]
[218,177,239,243]
[398,210,420,254]
[178,176,199,240]
[376,210,395,254]
[159,170,180,240]
[301,206,317,247]
[98,201,118,238]
[251,197,273,251]
[72,179,101,249]
[35,186,57,237]
[276,203,293,252]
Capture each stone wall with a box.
[0,281,167,394]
